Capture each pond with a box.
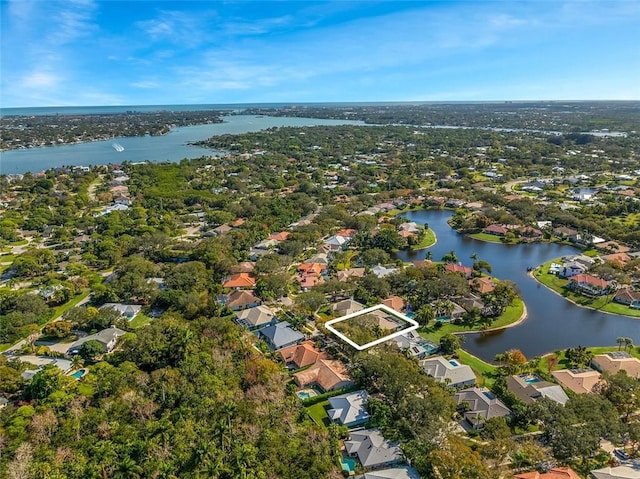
[395,209,640,362]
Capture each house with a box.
[393,331,431,359]
[333,299,365,316]
[453,387,511,429]
[371,265,398,278]
[421,356,476,388]
[363,466,421,479]
[212,224,233,236]
[344,429,403,469]
[223,273,256,289]
[551,368,602,395]
[220,290,262,311]
[469,276,496,294]
[297,274,324,289]
[590,466,640,479]
[268,231,290,242]
[595,241,631,254]
[398,222,420,234]
[485,224,509,236]
[298,263,327,277]
[100,303,141,320]
[518,226,543,241]
[602,252,632,267]
[445,263,473,278]
[234,305,276,330]
[591,352,640,379]
[382,295,406,312]
[253,239,279,250]
[279,340,328,368]
[293,359,353,391]
[567,274,612,296]
[559,261,588,278]
[232,261,256,273]
[328,390,370,427]
[336,268,366,282]
[257,321,305,350]
[335,228,358,239]
[515,466,581,479]
[506,373,569,405]
[324,235,349,251]
[554,226,581,242]
[454,295,485,312]
[67,326,126,355]
[613,288,640,307]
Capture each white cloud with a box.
[22,71,60,89]
[131,81,160,89]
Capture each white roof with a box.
[364,467,421,479]
[591,466,640,479]
[328,390,370,426]
[421,356,476,387]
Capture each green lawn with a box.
[411,228,436,250]
[468,232,505,243]
[128,313,152,329]
[306,400,331,428]
[538,345,640,374]
[51,290,90,319]
[456,349,497,387]
[421,298,525,343]
[534,260,640,318]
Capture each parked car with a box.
[614,448,630,460]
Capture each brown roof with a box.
[223,273,256,289]
[226,290,261,309]
[268,231,290,241]
[614,288,640,303]
[485,224,509,235]
[595,241,631,253]
[514,466,581,479]
[233,261,256,273]
[293,359,352,392]
[279,341,328,368]
[592,353,640,379]
[602,252,632,266]
[382,295,405,312]
[336,268,366,282]
[231,218,246,227]
[469,276,496,293]
[551,368,602,394]
[446,264,473,275]
[569,273,609,288]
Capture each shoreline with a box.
[528,269,640,320]
[455,300,528,336]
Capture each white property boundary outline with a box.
[325,304,419,351]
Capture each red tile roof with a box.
[569,273,609,288]
[223,273,256,289]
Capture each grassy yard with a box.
[456,349,497,387]
[537,345,640,374]
[306,400,331,428]
[411,228,436,250]
[128,313,152,329]
[534,260,640,318]
[421,298,525,343]
[468,232,504,243]
[51,290,90,319]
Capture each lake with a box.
[0,115,364,175]
[396,210,640,362]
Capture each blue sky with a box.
[1,0,639,107]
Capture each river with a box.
[0,115,364,175]
[396,210,640,362]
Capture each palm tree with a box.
[441,250,459,264]
[624,337,634,352]
[617,337,625,351]
[470,252,479,261]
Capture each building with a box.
[333,299,365,316]
[293,359,353,392]
[506,373,569,406]
[454,387,511,429]
[363,467,421,479]
[279,341,328,368]
[220,290,262,311]
[591,352,640,379]
[590,466,640,479]
[344,429,403,469]
[421,356,476,388]
[222,273,256,289]
[257,321,305,350]
[551,368,602,395]
[234,305,276,330]
[327,390,370,427]
[67,327,126,355]
[613,288,640,307]
[567,273,612,297]
[515,466,581,479]
[100,303,141,320]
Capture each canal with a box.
[395,209,640,362]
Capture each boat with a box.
[112,143,124,152]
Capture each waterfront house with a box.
[445,263,473,278]
[392,331,434,359]
[553,226,581,243]
[506,373,569,406]
[469,276,496,294]
[344,429,403,469]
[559,261,588,278]
[328,390,370,427]
[485,224,509,236]
[602,252,632,267]
[551,368,602,395]
[453,387,511,429]
[613,288,640,307]
[567,274,612,296]
[421,356,476,388]
[591,352,640,379]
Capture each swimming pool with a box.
[296,389,318,400]
[449,360,460,366]
[341,458,356,473]
[70,369,86,379]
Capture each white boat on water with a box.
[112,143,125,152]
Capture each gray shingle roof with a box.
[344,429,403,468]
